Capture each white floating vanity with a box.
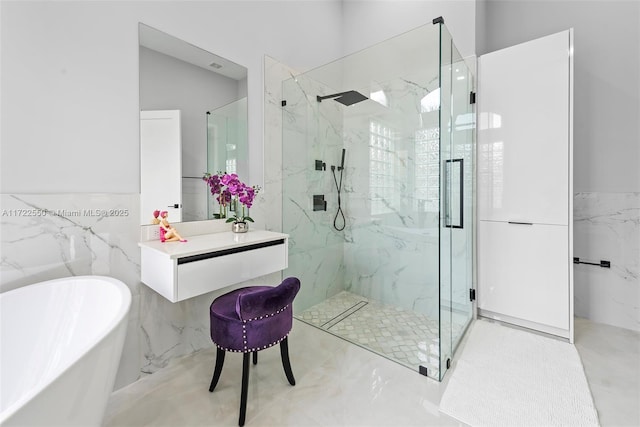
[139,230,289,302]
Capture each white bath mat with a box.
[440,320,599,426]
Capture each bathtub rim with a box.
[0,275,132,423]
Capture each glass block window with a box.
[225,158,236,175]
[414,127,440,213]
[369,121,396,215]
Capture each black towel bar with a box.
[573,257,610,268]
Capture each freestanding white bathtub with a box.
[0,276,131,426]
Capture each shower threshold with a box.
[295,291,443,380]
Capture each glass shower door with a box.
[438,23,475,381]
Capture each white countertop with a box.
[138,230,288,259]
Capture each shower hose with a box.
[331,165,346,231]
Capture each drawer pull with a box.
[508,221,533,225]
[178,239,285,264]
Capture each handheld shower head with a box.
[331,148,347,232]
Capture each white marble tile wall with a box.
[574,192,639,332]
[341,117,440,316]
[256,56,289,234]
[273,58,347,312]
[339,76,444,318]
[343,223,441,318]
[0,193,142,388]
[0,193,283,390]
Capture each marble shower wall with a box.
[258,55,289,234]
[279,62,347,312]
[574,192,639,332]
[340,76,443,318]
[273,58,472,320]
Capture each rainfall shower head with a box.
[317,90,368,106]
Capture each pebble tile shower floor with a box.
[296,291,466,379]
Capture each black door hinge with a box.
[469,288,476,301]
[469,91,476,104]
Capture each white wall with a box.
[342,0,476,60]
[475,0,487,55]
[1,0,344,193]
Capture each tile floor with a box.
[296,291,468,379]
[573,317,640,427]
[104,317,640,427]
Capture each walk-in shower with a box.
[282,19,474,380]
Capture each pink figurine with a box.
[158,211,187,242]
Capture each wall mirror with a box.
[139,23,248,224]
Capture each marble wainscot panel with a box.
[574,192,639,332]
[0,193,142,388]
[138,221,284,377]
[138,271,282,375]
[0,194,285,390]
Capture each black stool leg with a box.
[208,348,225,392]
[252,351,258,365]
[239,352,250,426]
[280,337,296,386]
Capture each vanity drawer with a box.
[140,232,290,303]
[176,241,288,301]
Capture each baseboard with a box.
[478,309,572,342]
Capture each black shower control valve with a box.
[313,195,327,211]
[315,160,326,171]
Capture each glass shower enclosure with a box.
[282,20,474,380]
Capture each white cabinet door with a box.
[478,220,569,330]
[478,31,571,226]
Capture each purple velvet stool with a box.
[208,277,301,426]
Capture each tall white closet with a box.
[477,30,574,342]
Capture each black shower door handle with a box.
[444,158,463,229]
